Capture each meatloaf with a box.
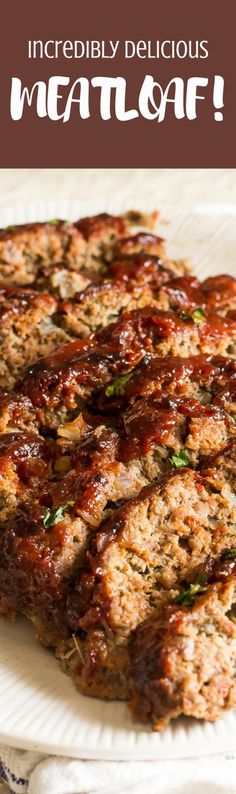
[3,394,235,648]
[0,286,70,388]
[98,353,236,415]
[58,442,236,699]
[18,308,236,431]
[129,555,236,729]
[0,209,236,733]
[0,212,163,285]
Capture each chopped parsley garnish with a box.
[105,372,133,398]
[223,548,236,559]
[233,415,236,422]
[182,307,206,325]
[175,580,207,606]
[170,449,190,468]
[43,503,73,528]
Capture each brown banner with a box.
[0,0,235,166]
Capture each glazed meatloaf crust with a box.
[1,209,236,732]
[18,308,236,431]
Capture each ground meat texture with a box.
[52,395,236,556]
[113,231,165,259]
[201,440,236,492]
[212,379,236,416]
[56,394,236,530]
[2,394,234,654]
[113,232,188,278]
[60,255,184,337]
[75,211,158,270]
[33,263,92,299]
[0,287,70,388]
[0,432,51,522]
[0,450,147,647]
[48,423,149,529]
[61,455,236,699]
[34,253,183,339]
[61,270,236,340]
[18,309,236,430]
[0,392,38,433]
[0,221,86,285]
[62,394,236,479]
[0,498,87,644]
[60,256,171,337]
[0,211,157,286]
[119,393,236,468]
[158,274,236,315]
[61,282,155,338]
[129,574,236,730]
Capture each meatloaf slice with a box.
[0,211,157,286]
[0,392,38,433]
[1,394,234,652]
[19,308,236,429]
[59,447,236,700]
[0,287,69,388]
[0,431,52,522]
[0,424,148,646]
[74,211,159,271]
[0,221,85,285]
[119,393,236,469]
[0,460,148,646]
[0,497,86,643]
[59,393,236,478]
[99,353,236,414]
[111,230,187,276]
[24,241,186,305]
[129,558,236,729]
[61,270,236,339]
[60,255,175,337]
[158,274,236,315]
[113,231,166,260]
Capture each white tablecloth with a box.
[0,746,236,794]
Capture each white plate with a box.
[0,200,236,760]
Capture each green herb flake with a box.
[233,415,236,422]
[192,307,206,325]
[0,224,17,233]
[223,548,236,559]
[182,307,206,325]
[170,449,190,468]
[105,372,133,398]
[175,581,207,607]
[43,502,73,529]
[48,218,71,226]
